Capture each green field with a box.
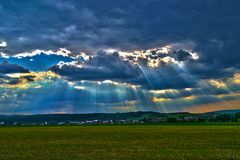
[0,125,240,160]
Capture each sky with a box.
[0,0,240,114]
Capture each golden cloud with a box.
[1,71,59,89]
[208,79,226,88]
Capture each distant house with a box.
[155,117,168,122]
[183,117,199,122]
[69,121,82,125]
[58,122,65,125]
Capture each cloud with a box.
[0,71,59,89]
[148,72,240,109]
[108,45,199,68]
[183,99,240,113]
[0,75,142,114]
[1,0,238,81]
[13,48,72,58]
[0,41,7,48]
[48,47,201,90]
[0,61,29,74]
[50,51,141,81]
[0,0,239,114]
[0,44,201,90]
[0,70,239,114]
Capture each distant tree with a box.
[214,114,234,122]
[234,112,240,122]
[198,118,205,122]
[167,117,177,123]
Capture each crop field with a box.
[0,124,240,160]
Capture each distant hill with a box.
[0,110,240,125]
[209,109,240,114]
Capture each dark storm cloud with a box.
[0,74,18,85]
[0,1,239,89]
[0,0,239,80]
[50,51,141,81]
[174,50,191,61]
[49,49,200,90]
[0,0,132,54]
[0,74,35,85]
[0,61,29,74]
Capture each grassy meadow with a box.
[0,124,240,160]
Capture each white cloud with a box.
[73,86,86,90]
[105,44,199,68]
[13,48,72,58]
[0,41,7,48]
